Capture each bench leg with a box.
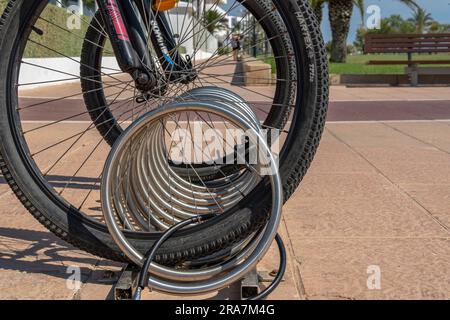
[410,70,419,86]
[407,65,419,86]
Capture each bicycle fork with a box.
[95,0,194,94]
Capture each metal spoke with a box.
[22,82,134,134]
[26,39,127,84]
[20,60,124,88]
[39,83,132,176]
[54,0,109,39]
[18,81,129,111]
[190,3,273,71]
[196,33,285,70]
[161,117,225,212]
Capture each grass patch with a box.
[257,53,450,75]
[25,4,91,58]
[331,53,450,74]
[257,55,276,74]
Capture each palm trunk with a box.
[329,0,353,63]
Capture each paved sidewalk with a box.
[4,51,450,299]
[331,86,450,102]
[0,118,449,299]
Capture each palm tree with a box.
[203,9,227,34]
[429,21,450,33]
[408,8,434,33]
[310,0,364,25]
[328,0,355,63]
[309,0,364,62]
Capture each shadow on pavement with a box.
[0,174,100,191]
[0,226,117,285]
[231,61,245,86]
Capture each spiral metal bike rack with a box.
[101,88,285,299]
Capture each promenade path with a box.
[0,60,449,299]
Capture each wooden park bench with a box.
[364,33,450,85]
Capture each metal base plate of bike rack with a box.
[113,264,279,300]
[114,264,140,300]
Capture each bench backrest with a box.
[364,33,450,54]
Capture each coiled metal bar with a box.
[101,88,282,294]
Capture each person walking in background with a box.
[231,35,241,61]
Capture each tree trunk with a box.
[329,0,353,63]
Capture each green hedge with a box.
[1,2,113,58]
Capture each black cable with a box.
[248,234,286,300]
[133,214,216,300]
[133,216,286,301]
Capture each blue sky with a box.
[321,0,450,43]
[223,0,450,43]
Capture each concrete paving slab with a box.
[384,121,450,154]
[327,123,450,185]
[293,239,450,300]
[297,172,395,199]
[399,184,450,230]
[283,194,448,239]
[308,132,377,174]
[0,192,118,300]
